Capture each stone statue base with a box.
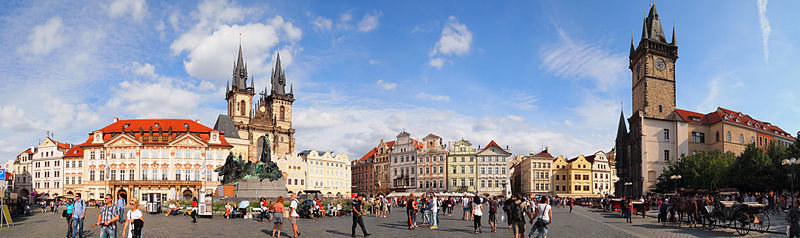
[233,178,288,199]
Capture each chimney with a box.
[529,151,535,155]
[196,119,200,123]
[114,117,119,122]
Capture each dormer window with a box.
[154,123,159,127]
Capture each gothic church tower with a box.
[630,5,678,120]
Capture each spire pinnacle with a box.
[630,32,635,56]
[671,21,676,45]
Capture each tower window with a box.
[716,131,720,142]
[659,105,663,112]
[280,106,285,120]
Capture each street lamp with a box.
[669,175,682,195]
[782,157,799,193]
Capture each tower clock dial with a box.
[259,105,266,112]
[655,58,666,71]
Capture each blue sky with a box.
[1,0,799,165]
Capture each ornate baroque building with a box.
[417,134,448,193]
[215,45,296,162]
[475,141,511,196]
[448,139,476,193]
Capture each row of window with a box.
[65,160,83,168]
[86,169,220,182]
[87,148,224,160]
[34,182,59,189]
[532,162,551,169]
[535,183,549,191]
[479,156,508,163]
[479,180,503,188]
[480,167,507,175]
[553,185,590,192]
[34,171,59,178]
[34,160,59,168]
[419,180,444,189]
[451,178,475,187]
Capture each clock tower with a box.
[630,5,677,120]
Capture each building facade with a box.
[615,4,796,197]
[417,134,448,193]
[299,150,351,196]
[519,149,553,196]
[586,151,612,196]
[31,137,70,196]
[63,144,86,197]
[214,46,296,163]
[389,131,421,191]
[274,153,308,194]
[476,141,511,196]
[373,140,394,195]
[76,118,232,201]
[448,139,476,193]
[13,148,34,198]
[350,153,374,196]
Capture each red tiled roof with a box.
[532,149,553,158]
[385,141,395,148]
[359,147,378,162]
[64,139,91,158]
[411,139,423,150]
[92,119,231,146]
[483,140,501,150]
[584,155,596,163]
[675,107,795,140]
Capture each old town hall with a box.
[214,44,296,162]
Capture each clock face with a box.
[655,58,666,71]
[259,106,266,112]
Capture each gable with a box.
[169,134,207,147]
[40,138,54,147]
[105,134,142,147]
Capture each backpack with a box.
[511,202,526,223]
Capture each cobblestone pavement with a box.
[0,205,786,237]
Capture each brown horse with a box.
[674,197,699,228]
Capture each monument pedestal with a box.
[234,178,287,199]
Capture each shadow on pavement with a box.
[326,229,353,236]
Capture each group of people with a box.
[251,193,303,238]
[53,193,143,238]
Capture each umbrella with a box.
[238,200,250,208]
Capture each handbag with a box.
[62,210,68,218]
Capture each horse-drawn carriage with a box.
[607,199,648,217]
[700,201,770,235]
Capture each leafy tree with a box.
[727,144,772,192]
[655,151,735,193]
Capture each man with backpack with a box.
[72,193,87,238]
[503,196,514,229]
[509,195,531,238]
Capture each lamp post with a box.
[669,175,682,195]
[782,157,799,193]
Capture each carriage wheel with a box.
[732,212,751,235]
[752,212,770,233]
[702,215,717,230]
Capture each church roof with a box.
[675,107,795,140]
[93,118,231,146]
[642,5,667,43]
[213,114,240,139]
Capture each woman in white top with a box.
[529,196,552,238]
[122,197,144,238]
[471,196,483,233]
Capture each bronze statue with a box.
[215,136,283,184]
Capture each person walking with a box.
[190,197,198,224]
[351,194,371,237]
[289,193,302,238]
[54,200,60,214]
[472,195,483,233]
[72,193,87,238]
[272,196,285,238]
[65,199,74,238]
[96,194,120,238]
[462,196,471,220]
[121,198,144,238]
[568,198,573,213]
[788,199,800,238]
[430,194,439,230]
[510,195,529,238]
[116,195,126,224]
[406,194,416,230]
[529,196,552,238]
[488,196,498,232]
[421,195,430,225]
[626,200,633,223]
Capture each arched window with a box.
[648,171,657,181]
[280,106,285,120]
[239,100,246,116]
[739,134,744,144]
[716,131,720,142]
[726,131,731,142]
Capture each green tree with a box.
[655,151,735,193]
[726,144,772,192]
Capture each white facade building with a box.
[31,137,70,196]
[476,140,512,196]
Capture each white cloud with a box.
[171,11,302,81]
[428,16,472,68]
[313,16,333,31]
[131,61,156,77]
[540,27,627,91]
[292,94,595,160]
[757,0,771,62]
[697,76,723,112]
[368,59,380,64]
[431,16,472,56]
[0,105,41,131]
[108,0,147,22]
[376,80,396,90]
[107,77,208,118]
[513,91,539,110]
[340,12,352,23]
[428,57,444,68]
[357,11,382,32]
[19,17,65,55]
[416,92,450,102]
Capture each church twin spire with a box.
[229,42,293,98]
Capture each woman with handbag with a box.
[65,199,74,238]
[529,196,552,238]
[122,198,144,238]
